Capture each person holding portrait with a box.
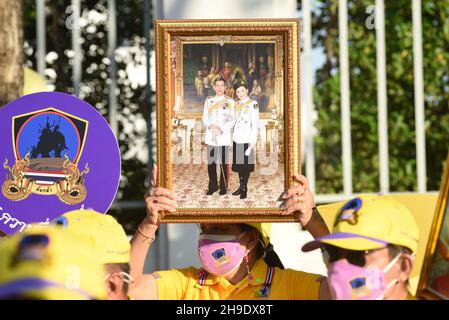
[128,166,332,300]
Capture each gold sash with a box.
[208,98,229,114]
[234,99,254,113]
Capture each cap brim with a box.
[301,232,389,252]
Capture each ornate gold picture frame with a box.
[155,19,300,223]
[417,152,449,299]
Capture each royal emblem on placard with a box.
[2,108,89,205]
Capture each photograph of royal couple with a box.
[171,43,284,209]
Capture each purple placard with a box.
[0,92,120,235]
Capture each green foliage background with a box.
[308,0,449,194]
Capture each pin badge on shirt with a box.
[255,285,270,298]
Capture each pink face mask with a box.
[327,253,401,300]
[197,233,247,277]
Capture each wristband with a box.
[138,224,157,243]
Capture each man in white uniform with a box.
[202,76,235,195]
[231,80,259,199]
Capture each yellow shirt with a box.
[152,259,323,300]
[407,291,417,300]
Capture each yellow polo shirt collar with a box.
[198,258,271,287]
[230,259,273,297]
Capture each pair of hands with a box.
[144,166,315,228]
[209,124,222,137]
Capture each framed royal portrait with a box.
[155,19,301,222]
[417,152,449,299]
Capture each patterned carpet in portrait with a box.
[172,154,285,209]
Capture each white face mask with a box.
[103,272,135,284]
[375,252,402,300]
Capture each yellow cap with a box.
[52,209,130,264]
[245,223,271,247]
[302,195,419,253]
[0,226,107,300]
